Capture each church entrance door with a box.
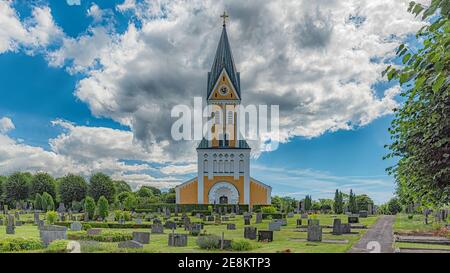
[219,196,228,204]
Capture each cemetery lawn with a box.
[0,214,379,253]
[393,214,438,234]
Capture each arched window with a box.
[227,111,233,124]
[213,160,217,173]
[224,160,229,173]
[203,160,208,173]
[215,110,221,124]
[239,160,244,173]
[219,160,223,173]
[230,160,234,173]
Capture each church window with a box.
[230,160,234,172]
[227,111,233,124]
[213,160,217,173]
[204,160,208,173]
[215,110,221,124]
[239,160,244,173]
[219,160,224,173]
[224,160,229,173]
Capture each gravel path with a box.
[348,215,395,253]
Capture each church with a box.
[175,13,272,207]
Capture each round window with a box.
[219,85,228,96]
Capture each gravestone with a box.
[214,216,221,225]
[296,219,302,227]
[287,212,294,218]
[38,220,45,229]
[255,213,263,224]
[14,211,20,221]
[340,223,351,234]
[133,232,150,244]
[0,219,3,226]
[258,230,273,242]
[87,228,102,235]
[34,211,40,224]
[164,221,177,230]
[223,206,228,214]
[151,223,164,234]
[15,221,23,226]
[230,213,236,218]
[70,221,82,231]
[57,203,66,213]
[301,213,308,219]
[348,215,359,224]
[168,233,188,247]
[118,240,143,248]
[368,204,373,215]
[221,216,229,221]
[189,223,202,236]
[308,219,320,226]
[84,211,89,222]
[332,218,342,235]
[359,210,368,218]
[307,224,322,242]
[207,216,214,221]
[268,221,281,231]
[227,223,236,230]
[6,214,15,234]
[153,218,162,224]
[40,225,67,246]
[281,218,287,226]
[244,218,250,225]
[59,212,66,222]
[135,218,143,225]
[244,227,257,240]
[118,218,125,225]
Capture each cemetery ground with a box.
[0,212,380,253]
[392,213,450,253]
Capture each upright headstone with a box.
[307,223,322,242]
[118,240,143,248]
[296,219,302,227]
[40,225,67,246]
[57,203,66,213]
[348,215,359,223]
[227,223,236,230]
[14,211,20,221]
[258,230,273,242]
[133,232,150,244]
[34,211,40,224]
[268,220,281,231]
[70,221,82,231]
[287,212,294,218]
[151,223,164,234]
[255,213,263,224]
[332,218,342,235]
[244,218,250,225]
[6,214,15,234]
[168,233,188,247]
[244,226,257,240]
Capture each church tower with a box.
[175,13,271,206]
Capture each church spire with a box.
[207,12,240,98]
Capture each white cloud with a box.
[46,0,427,162]
[0,117,15,134]
[0,2,63,54]
[160,163,197,175]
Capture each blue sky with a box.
[0,0,425,204]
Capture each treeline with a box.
[0,172,175,211]
[270,189,375,214]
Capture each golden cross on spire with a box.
[220,11,229,27]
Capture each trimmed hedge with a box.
[262,213,285,220]
[0,238,44,252]
[135,204,250,213]
[68,231,132,242]
[45,240,70,253]
[54,221,152,229]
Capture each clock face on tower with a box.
[219,85,229,96]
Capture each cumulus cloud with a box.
[0,117,15,134]
[160,163,197,175]
[45,0,427,162]
[0,2,63,54]
[0,117,180,189]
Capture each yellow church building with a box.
[175,14,272,207]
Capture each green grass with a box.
[395,242,450,250]
[0,213,379,253]
[393,213,444,233]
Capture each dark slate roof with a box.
[197,138,250,149]
[207,25,240,98]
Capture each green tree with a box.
[84,196,96,220]
[334,189,344,214]
[97,196,109,220]
[88,173,115,202]
[384,0,450,206]
[0,176,6,202]
[141,185,161,196]
[387,197,403,215]
[304,195,312,211]
[42,192,55,212]
[30,173,56,199]
[34,193,43,210]
[113,180,132,194]
[348,190,358,213]
[117,191,133,204]
[137,187,154,198]
[356,194,374,212]
[123,195,138,211]
[58,174,87,204]
[4,172,30,205]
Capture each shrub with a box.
[123,195,138,211]
[82,223,92,230]
[261,206,277,213]
[262,213,283,220]
[42,192,55,212]
[68,230,132,242]
[231,239,254,251]
[45,240,69,253]
[196,235,220,249]
[114,210,123,221]
[0,238,44,252]
[97,196,109,220]
[71,200,83,212]
[34,193,43,211]
[122,210,131,221]
[84,196,96,220]
[46,211,58,224]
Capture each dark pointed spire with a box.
[207,14,240,98]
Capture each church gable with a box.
[208,69,240,101]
